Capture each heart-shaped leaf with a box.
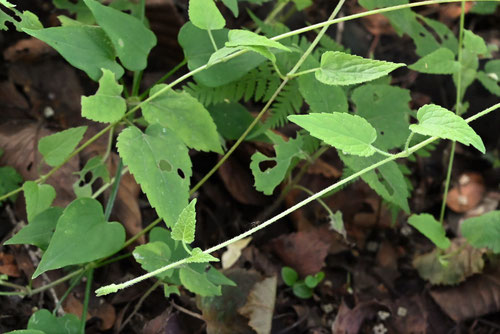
[38,126,87,167]
[33,198,125,278]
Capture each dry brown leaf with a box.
[143,309,188,334]
[0,123,79,207]
[413,239,485,285]
[3,37,55,62]
[222,237,252,269]
[0,252,21,277]
[63,292,116,331]
[332,300,383,334]
[238,276,277,334]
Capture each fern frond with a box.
[265,79,303,129]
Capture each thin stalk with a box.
[131,70,143,97]
[29,268,85,297]
[0,0,492,204]
[104,159,123,221]
[79,268,94,334]
[95,253,132,269]
[102,125,115,162]
[92,166,129,199]
[207,29,218,51]
[439,0,466,224]
[121,218,162,249]
[288,67,320,77]
[96,102,500,295]
[138,58,188,100]
[53,271,85,315]
[293,184,334,217]
[0,280,28,292]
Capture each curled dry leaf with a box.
[332,300,384,334]
[0,123,79,207]
[238,275,277,334]
[430,269,500,322]
[222,237,252,269]
[412,238,485,285]
[446,172,485,213]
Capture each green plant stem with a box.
[29,268,85,297]
[104,158,123,221]
[373,147,396,157]
[138,58,188,99]
[288,67,320,77]
[121,218,162,249]
[0,0,492,204]
[53,271,85,315]
[102,126,115,162]
[207,29,218,51]
[439,0,466,224]
[293,184,334,218]
[95,253,132,269]
[131,70,143,97]
[96,102,500,295]
[80,268,93,334]
[0,279,28,292]
[92,166,129,199]
[404,132,415,153]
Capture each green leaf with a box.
[187,248,219,263]
[281,266,298,286]
[117,125,192,227]
[133,241,172,279]
[5,207,63,250]
[142,85,222,153]
[72,156,110,198]
[221,0,238,17]
[352,83,411,150]
[23,181,56,222]
[81,68,126,123]
[0,166,22,203]
[477,71,500,96]
[470,1,499,14]
[250,135,304,195]
[83,0,157,71]
[180,266,222,296]
[289,112,377,157]
[461,211,500,253]
[409,104,485,153]
[463,30,488,56]
[409,48,459,74]
[171,199,197,244]
[408,214,451,250]
[188,0,225,31]
[0,0,15,8]
[316,51,405,86]
[38,126,87,167]
[24,26,124,81]
[292,282,313,299]
[292,0,313,10]
[33,198,125,278]
[226,29,290,52]
[4,330,45,334]
[27,309,80,334]
[164,284,181,298]
[178,22,265,87]
[340,153,410,213]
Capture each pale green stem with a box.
[373,147,396,157]
[79,268,93,334]
[293,184,334,218]
[207,29,218,51]
[96,103,500,295]
[288,67,320,77]
[404,132,415,153]
[439,0,466,224]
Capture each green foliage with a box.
[289,112,378,157]
[117,125,192,227]
[27,309,80,334]
[171,199,197,244]
[142,85,222,153]
[81,68,126,123]
[133,241,172,279]
[23,182,56,222]
[33,198,125,278]
[250,135,304,195]
[0,153,22,203]
[409,104,485,153]
[83,0,156,71]
[409,48,459,74]
[316,51,405,86]
[38,126,87,167]
[72,156,110,198]
[477,60,500,96]
[281,266,324,299]
[189,0,225,31]
[408,214,451,250]
[298,70,348,114]
[461,211,500,253]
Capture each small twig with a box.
[171,300,204,321]
[118,280,162,332]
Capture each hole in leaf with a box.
[177,168,185,179]
[419,32,426,38]
[84,171,92,183]
[380,131,384,135]
[158,160,172,172]
[78,180,85,187]
[259,160,277,172]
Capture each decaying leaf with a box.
[413,238,485,285]
[238,275,277,334]
[0,252,21,277]
[222,237,252,269]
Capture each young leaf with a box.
[133,241,172,279]
[186,248,219,263]
[83,0,157,71]
[27,309,80,334]
[352,83,411,150]
[171,199,197,244]
[461,211,500,253]
[409,104,485,153]
[0,0,15,8]
[179,266,222,296]
[81,68,126,123]
[409,48,459,74]
[289,112,377,157]
[221,0,238,17]
[4,207,63,250]
[38,126,87,167]
[463,30,488,56]
[408,213,451,250]
[24,26,124,81]
[292,282,313,299]
[23,181,56,222]
[315,51,405,86]
[188,0,225,31]
[142,86,222,153]
[226,29,290,52]
[298,71,348,114]
[250,135,304,195]
[117,125,192,227]
[33,198,125,278]
[281,266,298,286]
[477,59,500,96]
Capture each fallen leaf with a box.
[332,300,383,334]
[143,309,189,334]
[413,238,485,285]
[3,37,55,62]
[430,269,500,322]
[222,237,252,269]
[238,275,277,334]
[0,252,21,277]
[63,292,116,331]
